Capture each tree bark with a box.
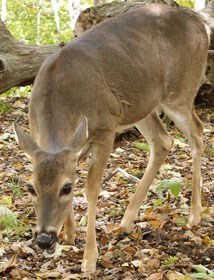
[0,20,63,95]
[198,1,214,107]
[51,0,61,41]
[199,0,214,48]
[74,0,214,40]
[68,0,81,31]
[74,0,177,37]
[1,0,7,23]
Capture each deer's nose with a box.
[35,231,58,252]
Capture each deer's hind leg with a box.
[162,105,204,227]
[121,110,173,234]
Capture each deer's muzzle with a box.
[35,230,58,253]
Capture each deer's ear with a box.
[13,122,39,158]
[68,117,88,152]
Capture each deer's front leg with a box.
[63,203,76,244]
[81,138,113,273]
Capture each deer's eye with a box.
[26,184,36,196]
[60,183,72,196]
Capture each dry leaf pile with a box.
[0,95,213,279]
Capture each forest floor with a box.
[0,95,213,280]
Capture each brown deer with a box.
[14,4,209,273]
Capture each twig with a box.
[103,169,120,183]
[103,167,140,184]
[117,168,140,183]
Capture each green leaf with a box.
[192,264,213,274]
[156,183,168,193]
[153,198,164,206]
[133,143,150,152]
[169,182,182,197]
[173,216,187,226]
[79,216,87,227]
[209,273,214,279]
[205,145,214,157]
[0,101,12,113]
[162,256,178,267]
[187,265,214,279]
[158,180,182,197]
[188,272,214,279]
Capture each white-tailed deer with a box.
[14,4,209,273]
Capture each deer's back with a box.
[29,4,209,150]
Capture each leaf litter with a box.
[0,95,213,279]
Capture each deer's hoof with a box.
[63,233,75,245]
[81,247,98,273]
[187,213,201,228]
[81,259,96,273]
[187,205,203,228]
[121,218,134,234]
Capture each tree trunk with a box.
[36,0,43,45]
[198,1,214,107]
[0,19,63,95]
[51,0,61,41]
[74,0,177,37]
[200,0,214,48]
[68,0,81,31]
[1,0,7,23]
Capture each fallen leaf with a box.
[166,270,185,280]
[0,254,17,273]
[100,256,114,269]
[43,243,65,258]
[184,231,202,245]
[202,236,212,246]
[0,195,13,207]
[0,247,5,257]
[79,215,87,227]
[63,274,81,280]
[36,271,61,278]
[0,132,11,141]
[10,268,31,279]
[131,260,141,268]
[123,246,136,255]
[99,190,111,198]
[147,272,164,280]
[21,245,37,258]
[145,258,160,271]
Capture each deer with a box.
[13,4,210,273]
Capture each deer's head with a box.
[13,118,88,253]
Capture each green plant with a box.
[2,86,31,98]
[6,0,71,44]
[109,207,123,218]
[177,0,194,8]
[186,264,214,279]
[158,180,182,197]
[0,100,12,113]
[133,142,150,152]
[0,207,29,238]
[16,86,31,97]
[153,179,182,206]
[205,144,214,157]
[9,179,23,197]
[162,256,179,267]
